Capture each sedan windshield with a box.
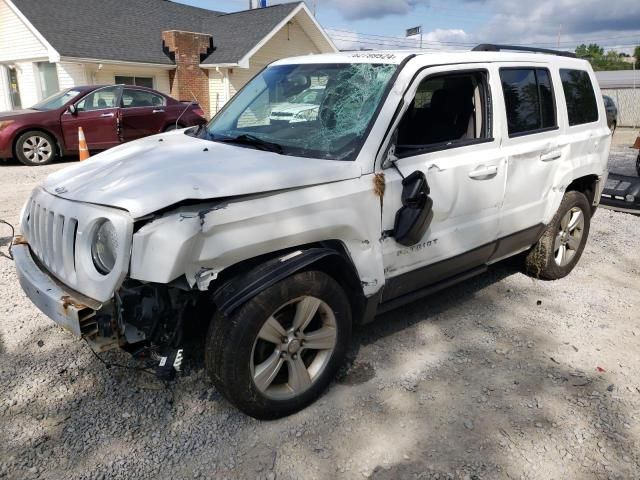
[206,63,397,161]
[31,89,81,111]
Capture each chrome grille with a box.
[25,200,78,284]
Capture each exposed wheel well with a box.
[210,240,367,323]
[13,128,61,158]
[566,174,598,215]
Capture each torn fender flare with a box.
[212,248,341,316]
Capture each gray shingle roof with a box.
[11,0,302,65]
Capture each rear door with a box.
[498,65,563,237]
[61,86,122,150]
[119,88,168,142]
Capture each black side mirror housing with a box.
[393,170,434,246]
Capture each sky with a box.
[175,0,640,55]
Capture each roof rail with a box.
[472,44,577,58]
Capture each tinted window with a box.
[121,89,165,108]
[76,87,119,111]
[560,69,598,126]
[500,68,557,136]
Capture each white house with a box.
[0,0,336,117]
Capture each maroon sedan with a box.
[0,85,207,166]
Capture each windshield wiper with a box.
[215,134,284,154]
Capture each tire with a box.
[611,122,616,135]
[205,270,352,419]
[524,191,591,280]
[636,153,640,177]
[15,131,57,166]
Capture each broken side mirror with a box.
[393,170,434,246]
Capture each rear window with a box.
[560,69,598,126]
[500,68,557,136]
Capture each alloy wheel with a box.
[250,296,337,400]
[554,206,584,267]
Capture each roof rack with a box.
[472,44,577,58]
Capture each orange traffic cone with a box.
[78,127,90,161]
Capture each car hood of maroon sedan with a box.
[42,129,362,218]
[0,109,41,119]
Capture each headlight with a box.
[625,194,635,203]
[91,220,118,274]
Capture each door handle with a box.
[100,112,115,118]
[468,165,498,180]
[540,151,562,162]
[152,109,165,113]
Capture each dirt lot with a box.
[1,132,639,480]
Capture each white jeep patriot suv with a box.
[14,45,610,418]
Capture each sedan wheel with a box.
[15,131,57,166]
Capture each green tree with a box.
[575,43,632,71]
[634,46,640,68]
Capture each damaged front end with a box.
[90,279,206,378]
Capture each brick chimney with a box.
[162,30,214,118]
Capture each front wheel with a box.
[15,131,57,166]
[636,153,639,177]
[205,270,352,419]
[524,191,591,280]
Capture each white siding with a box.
[229,18,322,95]
[90,64,171,94]
[0,0,48,62]
[208,69,229,116]
[57,62,87,89]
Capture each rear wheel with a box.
[15,131,56,166]
[636,153,639,177]
[524,191,591,280]
[205,270,351,419]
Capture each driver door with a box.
[379,64,506,301]
[61,86,122,151]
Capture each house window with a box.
[500,68,557,136]
[36,62,60,99]
[115,76,154,88]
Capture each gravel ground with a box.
[1,138,639,480]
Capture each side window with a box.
[500,68,557,136]
[121,89,166,108]
[76,87,119,111]
[560,69,598,126]
[395,70,491,156]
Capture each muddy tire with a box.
[15,131,57,166]
[205,270,352,419]
[524,191,591,280]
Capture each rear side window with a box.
[560,69,598,126]
[500,68,557,136]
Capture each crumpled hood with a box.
[42,130,361,218]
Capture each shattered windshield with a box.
[206,63,398,161]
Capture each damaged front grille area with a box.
[25,200,78,283]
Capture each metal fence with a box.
[602,88,640,128]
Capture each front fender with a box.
[129,176,385,297]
